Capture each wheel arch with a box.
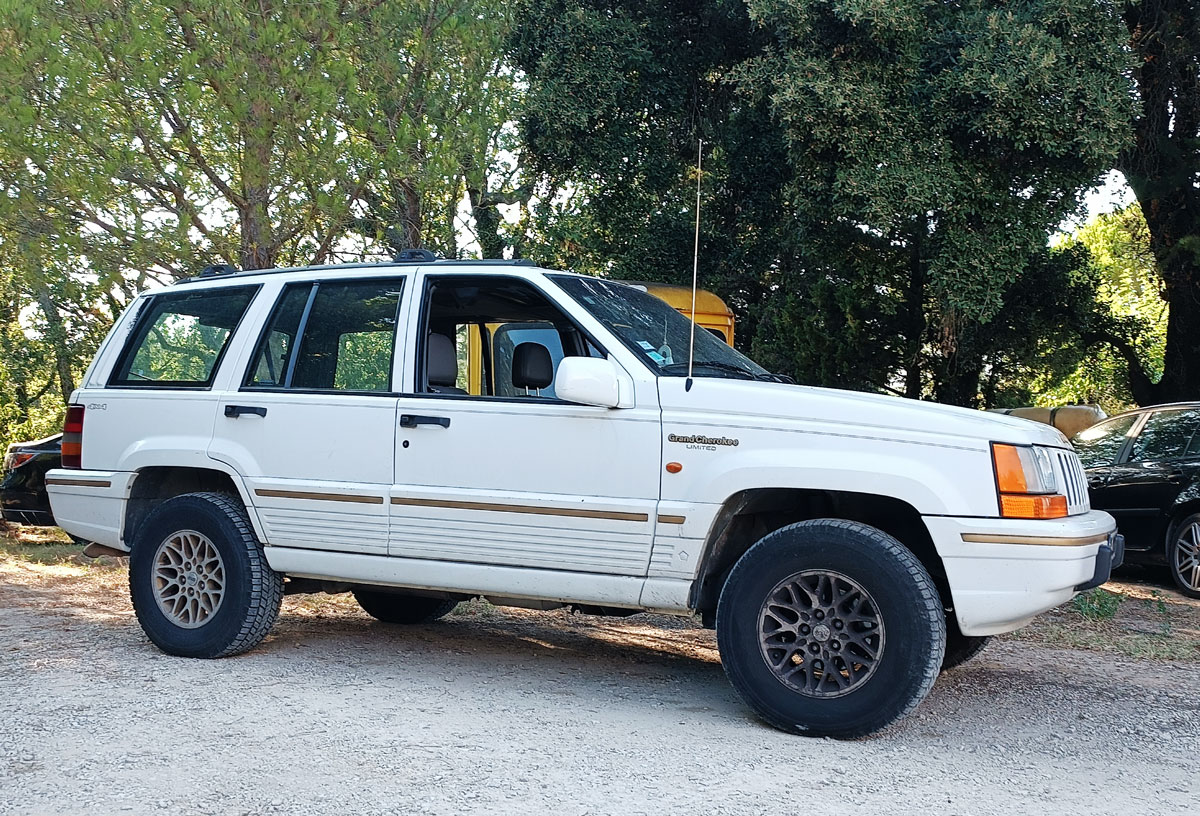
[689,488,950,620]
[123,465,264,548]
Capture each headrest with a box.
[512,342,553,389]
[427,333,458,387]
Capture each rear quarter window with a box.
[108,286,259,388]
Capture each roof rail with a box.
[173,257,541,285]
[199,263,240,277]
[394,248,439,262]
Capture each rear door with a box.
[208,276,409,556]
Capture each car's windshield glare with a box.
[552,276,769,379]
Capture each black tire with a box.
[352,588,459,624]
[941,616,991,671]
[129,492,283,658]
[1167,512,1200,599]
[716,519,945,738]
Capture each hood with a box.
[657,378,1069,448]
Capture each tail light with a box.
[3,448,33,471]
[62,404,85,469]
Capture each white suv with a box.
[47,258,1122,737]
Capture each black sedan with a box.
[1072,403,1200,598]
[1,433,62,526]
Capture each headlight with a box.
[991,443,1068,519]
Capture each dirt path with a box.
[1,558,1198,816]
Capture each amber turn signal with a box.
[999,493,1068,519]
[992,444,1028,493]
[666,462,683,474]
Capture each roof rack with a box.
[198,263,240,277]
[394,248,439,262]
[174,256,539,285]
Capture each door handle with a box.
[1167,467,1187,485]
[400,414,450,429]
[224,405,268,418]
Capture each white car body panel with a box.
[46,260,1117,639]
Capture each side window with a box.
[1071,414,1138,468]
[110,286,259,387]
[245,278,404,392]
[419,276,601,399]
[1129,409,1200,462]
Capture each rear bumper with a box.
[925,510,1118,637]
[44,469,132,551]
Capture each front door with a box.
[388,273,661,576]
[209,276,409,556]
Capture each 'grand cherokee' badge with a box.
[668,433,740,451]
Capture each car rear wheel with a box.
[352,589,459,624]
[716,519,946,738]
[129,492,283,658]
[1168,512,1200,599]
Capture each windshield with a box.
[551,275,771,380]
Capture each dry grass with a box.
[3,525,1197,662]
[1007,572,1200,661]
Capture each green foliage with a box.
[514,1,1131,406]
[0,1,516,448]
[1070,588,1124,621]
[1043,205,1167,411]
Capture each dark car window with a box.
[110,286,259,387]
[244,279,405,392]
[1072,414,1139,468]
[1129,409,1200,463]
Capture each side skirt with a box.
[264,547,693,613]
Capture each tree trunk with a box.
[902,221,926,399]
[399,178,422,250]
[467,185,507,259]
[1118,0,1200,404]
[34,286,76,403]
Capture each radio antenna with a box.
[686,139,702,393]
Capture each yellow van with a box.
[464,280,735,395]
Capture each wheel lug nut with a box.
[815,610,824,620]
[809,643,820,654]
[833,620,843,629]
[800,625,810,634]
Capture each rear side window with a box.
[109,286,259,387]
[244,278,405,393]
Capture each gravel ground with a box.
[1,559,1198,816]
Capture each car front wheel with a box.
[716,519,945,738]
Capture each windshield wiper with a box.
[660,361,757,380]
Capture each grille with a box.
[1054,449,1089,515]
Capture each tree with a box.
[1047,204,1167,409]
[513,1,1132,406]
[0,0,513,275]
[1113,1,1200,404]
[0,0,517,447]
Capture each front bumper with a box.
[925,510,1118,637]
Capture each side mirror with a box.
[555,357,621,408]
